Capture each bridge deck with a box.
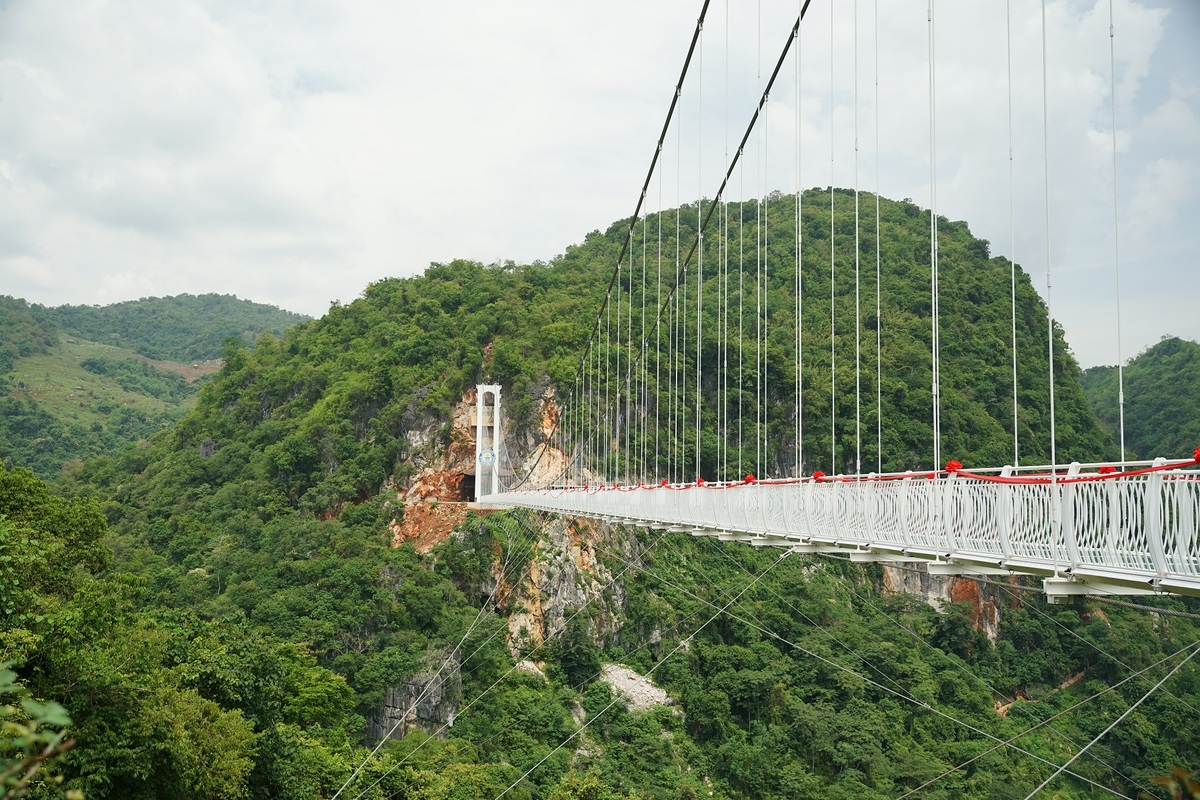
[483,463,1200,600]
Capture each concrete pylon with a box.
[475,384,502,500]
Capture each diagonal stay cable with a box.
[813,556,1158,794]
[995,582,1200,717]
[332,510,547,799]
[1021,641,1200,800]
[488,549,794,800]
[353,514,660,800]
[376,544,718,800]
[331,578,500,798]
[896,640,1200,799]
[589,538,1132,799]
[364,515,750,800]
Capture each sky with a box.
[0,0,1196,368]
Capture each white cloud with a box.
[0,0,1194,367]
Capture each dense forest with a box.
[2,193,1197,799]
[1081,336,1200,462]
[34,293,311,363]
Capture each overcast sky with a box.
[0,0,1196,367]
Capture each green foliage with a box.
[79,357,194,403]
[573,191,1113,480]
[0,297,57,376]
[38,294,309,362]
[0,338,204,478]
[0,663,78,800]
[6,193,1187,798]
[1082,336,1200,460]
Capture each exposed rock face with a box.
[390,501,469,552]
[881,564,1005,642]
[373,382,624,737]
[402,384,569,502]
[402,389,478,502]
[367,648,462,742]
[505,516,632,656]
[600,664,670,711]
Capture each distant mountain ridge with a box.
[34,292,311,362]
[0,293,311,475]
[1081,335,1200,460]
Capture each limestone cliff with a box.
[881,564,1009,642]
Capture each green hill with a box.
[35,292,311,362]
[1081,336,1200,461]
[5,193,1193,800]
[0,294,310,476]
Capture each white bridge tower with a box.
[474,384,502,500]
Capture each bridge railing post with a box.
[940,472,956,554]
[1063,462,1082,571]
[1145,459,1170,581]
[998,466,1014,561]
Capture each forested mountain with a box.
[1082,336,1200,461]
[0,296,58,372]
[4,192,1195,800]
[0,294,310,477]
[34,293,311,362]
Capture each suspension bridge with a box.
[470,0,1200,602]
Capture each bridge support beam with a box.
[1043,575,1159,604]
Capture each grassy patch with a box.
[8,339,210,431]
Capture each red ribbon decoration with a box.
[812,471,825,481]
[945,460,963,474]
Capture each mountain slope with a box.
[35,292,311,362]
[0,294,310,476]
[1082,336,1200,460]
[23,193,1194,799]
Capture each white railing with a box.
[482,460,1200,598]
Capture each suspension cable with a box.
[695,17,705,480]
[874,0,882,473]
[1021,642,1200,800]
[722,0,730,480]
[1108,0,1127,465]
[1007,0,1021,467]
[756,0,764,479]
[854,0,862,477]
[829,1,837,475]
[1041,0,1060,573]
[795,0,804,477]
[928,0,942,471]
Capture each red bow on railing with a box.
[812,471,825,481]
[945,460,963,474]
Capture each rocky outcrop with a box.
[600,664,671,711]
[367,647,462,742]
[881,564,1006,642]
[505,516,632,656]
[389,501,469,552]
